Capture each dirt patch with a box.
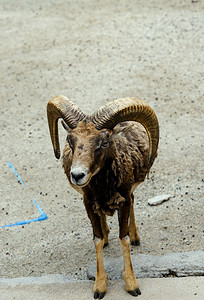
[0,0,203,280]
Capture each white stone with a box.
[148,194,172,206]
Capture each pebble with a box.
[148,194,172,206]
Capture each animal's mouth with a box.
[75,168,101,187]
[71,175,90,187]
[70,164,91,187]
[75,180,90,187]
[73,175,91,187]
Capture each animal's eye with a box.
[95,141,109,154]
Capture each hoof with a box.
[131,240,140,246]
[94,291,106,299]
[128,288,141,297]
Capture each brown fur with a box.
[62,119,154,298]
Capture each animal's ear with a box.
[61,120,70,131]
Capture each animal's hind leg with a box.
[100,214,110,247]
[129,193,140,246]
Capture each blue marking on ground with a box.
[8,161,25,186]
[0,162,48,228]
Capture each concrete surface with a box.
[1,1,204,299]
[1,276,204,300]
[1,0,204,283]
[88,251,204,280]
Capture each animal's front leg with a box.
[118,201,141,297]
[120,236,141,296]
[83,196,108,299]
[94,237,108,299]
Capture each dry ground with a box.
[0,0,204,280]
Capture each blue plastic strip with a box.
[0,163,48,228]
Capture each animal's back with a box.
[110,121,150,185]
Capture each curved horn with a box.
[47,95,85,159]
[91,97,159,166]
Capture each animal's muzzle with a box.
[71,171,85,183]
[70,164,89,186]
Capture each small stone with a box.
[148,194,172,206]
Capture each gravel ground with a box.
[0,0,204,280]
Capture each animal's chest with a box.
[87,164,126,216]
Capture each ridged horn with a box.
[47,95,85,159]
[91,97,159,166]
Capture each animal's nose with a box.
[71,171,85,183]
